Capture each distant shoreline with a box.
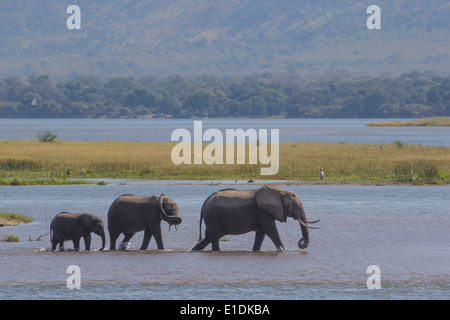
[366,117,450,127]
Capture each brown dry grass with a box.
[0,139,449,183]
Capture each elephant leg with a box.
[58,237,65,251]
[210,230,224,251]
[72,236,81,251]
[191,231,211,251]
[52,232,64,251]
[118,233,135,250]
[252,231,265,251]
[122,232,135,243]
[109,230,120,250]
[211,238,220,251]
[202,219,222,251]
[152,227,164,250]
[140,229,153,250]
[83,233,91,251]
[259,214,284,251]
[51,236,59,251]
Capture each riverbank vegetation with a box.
[1,139,448,184]
[0,177,100,186]
[1,72,449,119]
[0,212,32,230]
[0,234,19,242]
[0,212,32,223]
[366,117,450,127]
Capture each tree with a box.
[183,89,216,117]
[362,89,386,117]
[103,77,136,104]
[37,130,57,142]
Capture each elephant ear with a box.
[77,214,92,230]
[255,185,286,222]
[159,194,168,217]
[159,194,182,225]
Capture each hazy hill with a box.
[1,0,449,80]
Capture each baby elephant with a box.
[50,212,106,251]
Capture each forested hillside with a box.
[1,72,448,118]
[0,0,449,80]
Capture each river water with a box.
[0,118,449,300]
[0,118,449,146]
[0,180,449,300]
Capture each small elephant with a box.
[50,212,105,251]
[191,185,319,252]
[107,194,182,250]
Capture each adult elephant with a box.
[50,212,105,251]
[191,185,319,251]
[108,194,182,250]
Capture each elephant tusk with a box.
[297,218,320,229]
[307,219,320,224]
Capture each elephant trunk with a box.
[162,214,182,226]
[294,201,320,249]
[295,202,309,249]
[297,219,310,249]
[296,217,320,249]
[99,230,105,251]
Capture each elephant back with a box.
[114,195,158,214]
[204,188,258,211]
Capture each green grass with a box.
[366,117,450,126]
[0,177,99,186]
[0,234,19,242]
[0,139,449,184]
[0,212,33,223]
[393,160,442,184]
[0,214,31,245]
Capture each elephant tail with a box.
[197,214,203,242]
[197,195,211,242]
[197,191,217,242]
[197,198,207,241]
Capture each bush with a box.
[0,234,19,242]
[394,140,404,149]
[37,130,57,142]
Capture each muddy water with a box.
[1,181,449,299]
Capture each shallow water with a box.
[1,181,449,300]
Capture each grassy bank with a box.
[0,177,100,186]
[0,212,32,231]
[366,117,450,126]
[0,212,32,223]
[0,213,32,242]
[0,139,449,184]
